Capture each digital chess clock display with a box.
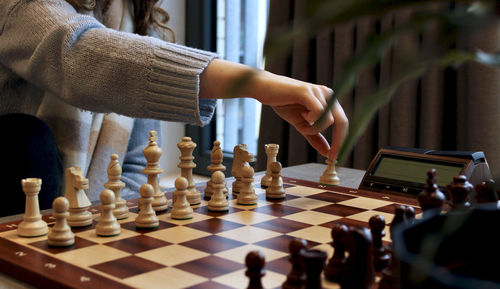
[372,155,464,187]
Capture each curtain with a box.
[256,0,500,184]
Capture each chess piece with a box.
[177,137,201,205]
[232,144,254,195]
[379,206,406,289]
[266,161,286,199]
[96,189,121,237]
[17,178,49,237]
[208,171,229,212]
[64,167,92,227]
[142,131,168,211]
[417,169,445,216]
[171,177,194,220]
[447,175,472,210]
[135,184,159,228]
[339,227,375,289]
[475,179,498,205]
[205,140,227,198]
[320,159,340,185]
[104,154,128,219]
[245,250,265,289]
[369,215,390,272]
[302,249,327,289]
[282,238,307,289]
[48,197,75,247]
[324,223,348,282]
[404,206,416,225]
[261,144,279,188]
[237,165,258,205]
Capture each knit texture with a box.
[0,0,217,200]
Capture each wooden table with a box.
[0,163,365,289]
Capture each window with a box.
[186,0,269,176]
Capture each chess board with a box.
[0,175,421,289]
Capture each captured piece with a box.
[48,197,74,247]
[143,131,168,211]
[266,161,286,199]
[17,178,49,237]
[171,177,194,219]
[320,159,340,186]
[96,189,121,237]
[135,184,159,228]
[104,154,128,220]
[446,175,472,210]
[177,136,201,205]
[208,171,229,212]
[282,238,307,289]
[261,144,279,188]
[64,167,92,227]
[205,140,227,198]
[237,165,258,205]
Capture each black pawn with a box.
[245,251,265,289]
[404,206,416,225]
[339,226,374,289]
[417,169,445,215]
[446,175,472,210]
[324,223,348,282]
[475,179,498,205]
[369,215,390,272]
[302,249,327,289]
[282,238,307,289]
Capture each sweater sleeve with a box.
[0,0,217,126]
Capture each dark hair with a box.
[66,0,174,40]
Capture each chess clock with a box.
[359,147,493,196]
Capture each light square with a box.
[216,226,281,243]
[124,267,207,289]
[287,225,332,244]
[283,211,342,225]
[145,226,210,243]
[285,186,324,197]
[0,230,48,244]
[135,244,209,266]
[215,244,288,264]
[345,210,394,225]
[281,198,332,210]
[336,198,393,210]
[75,228,139,244]
[55,244,130,267]
[117,212,138,224]
[213,268,286,289]
[217,211,276,225]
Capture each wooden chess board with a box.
[0,176,421,289]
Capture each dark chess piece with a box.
[417,169,446,216]
[404,206,416,225]
[369,215,390,272]
[245,251,265,289]
[301,249,327,289]
[324,223,348,282]
[282,238,307,289]
[475,179,498,205]
[391,205,407,237]
[339,226,374,289]
[447,175,472,210]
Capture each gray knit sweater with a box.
[0,0,217,200]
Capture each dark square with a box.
[29,236,97,254]
[312,204,366,217]
[120,220,176,233]
[251,204,304,217]
[174,256,244,278]
[179,235,246,254]
[70,220,98,233]
[283,183,296,189]
[257,192,299,203]
[90,255,165,279]
[252,218,311,234]
[103,235,171,254]
[373,204,422,216]
[307,192,357,203]
[319,218,368,229]
[254,235,320,253]
[193,205,243,217]
[183,218,244,234]
[185,281,235,289]
[266,256,291,275]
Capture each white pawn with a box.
[18,178,49,237]
[208,171,229,212]
[266,162,286,199]
[237,166,258,205]
[48,197,75,247]
[171,177,194,220]
[320,159,340,185]
[135,184,159,229]
[96,190,121,237]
